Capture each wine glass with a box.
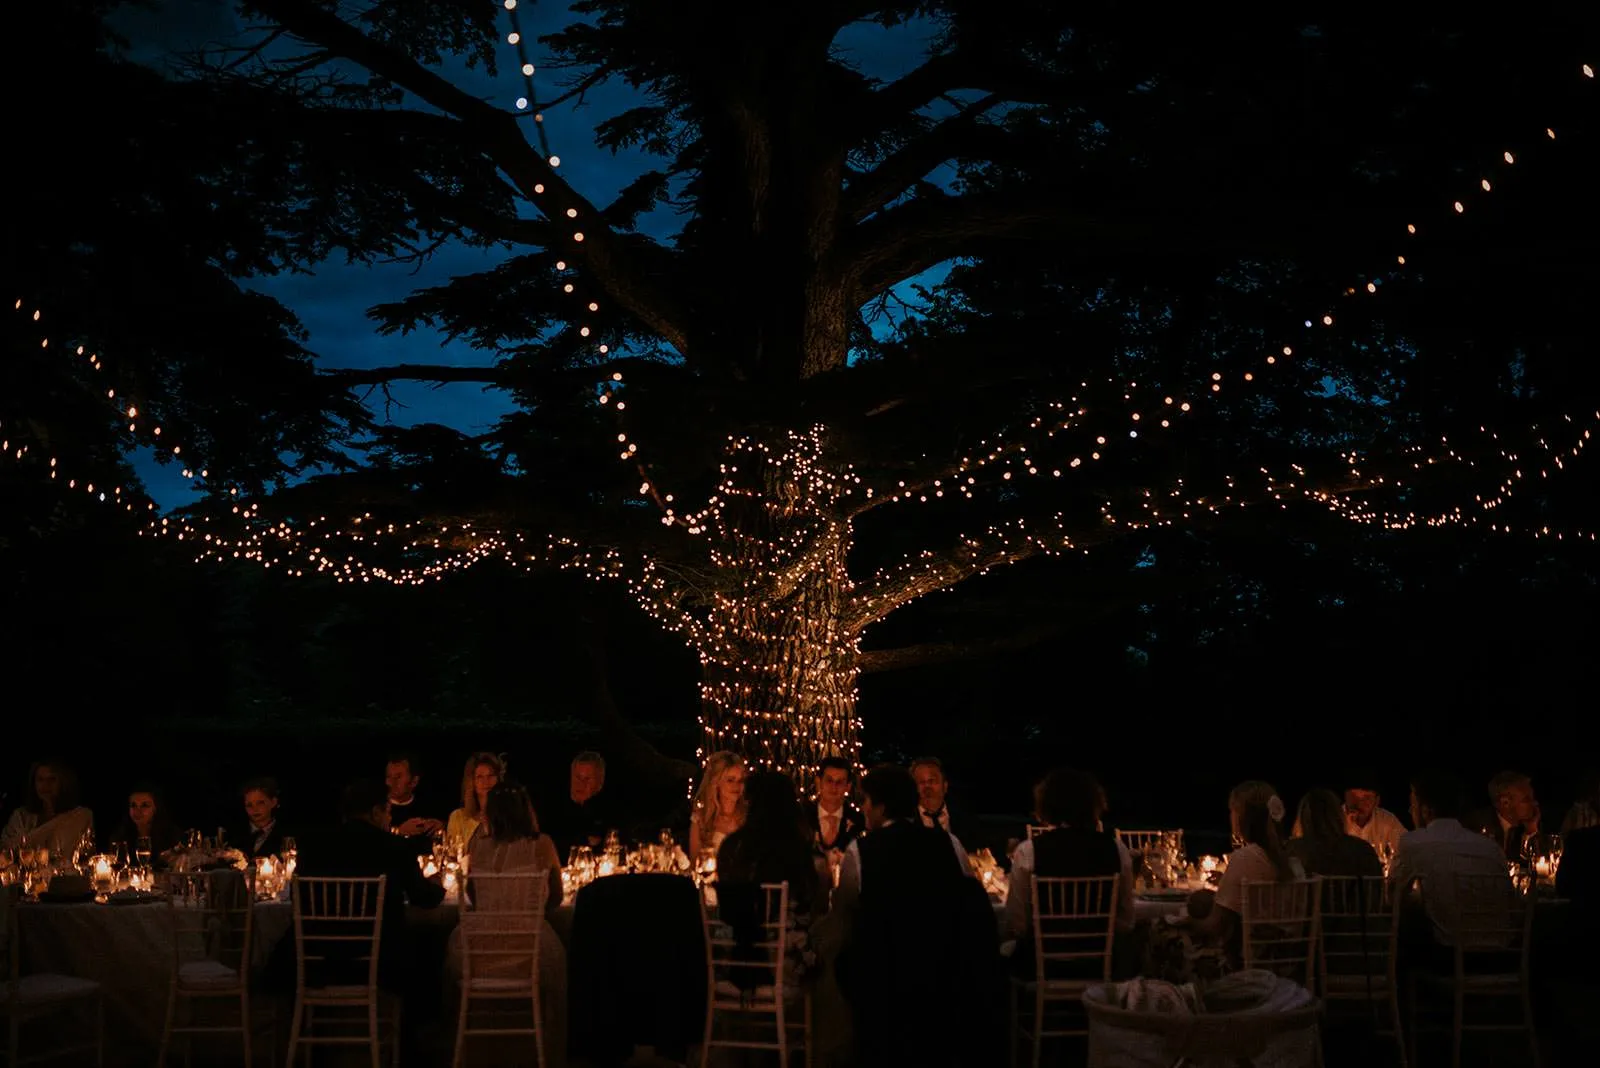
[135,837,153,869]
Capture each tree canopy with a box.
[6,2,1600,769]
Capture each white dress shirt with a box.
[1346,807,1406,854]
[834,819,971,906]
[1386,818,1511,945]
[817,802,844,846]
[1005,835,1135,939]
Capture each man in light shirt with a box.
[1387,770,1511,970]
[1343,775,1406,856]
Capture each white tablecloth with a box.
[1135,894,1188,922]
[16,899,173,1065]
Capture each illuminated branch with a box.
[848,400,1086,517]
[843,514,1112,632]
[248,0,692,352]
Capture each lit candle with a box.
[442,871,458,893]
[597,858,616,877]
[1535,857,1553,880]
[1200,855,1218,874]
[93,856,113,880]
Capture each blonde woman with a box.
[688,751,747,858]
[446,752,505,850]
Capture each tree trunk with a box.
[694,581,862,779]
[692,429,861,777]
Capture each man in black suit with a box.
[384,753,443,856]
[542,750,622,859]
[910,757,989,857]
[296,780,446,993]
[1469,770,1544,859]
[802,756,862,859]
[834,765,999,1067]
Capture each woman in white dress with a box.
[451,781,566,1067]
[0,761,94,858]
[688,751,747,859]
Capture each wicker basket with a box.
[1083,970,1322,1068]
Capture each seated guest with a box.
[543,751,619,859]
[1342,774,1406,856]
[910,757,988,856]
[294,780,446,994]
[1469,770,1543,859]
[0,760,94,857]
[468,781,564,912]
[1184,781,1305,968]
[446,752,504,849]
[1387,770,1511,971]
[803,756,862,860]
[833,766,972,914]
[716,772,827,994]
[1291,788,1384,878]
[107,784,182,862]
[1006,768,1134,976]
[238,777,290,859]
[385,753,442,856]
[1555,819,1598,935]
[834,765,998,1067]
[456,781,568,1066]
[1559,772,1599,837]
[688,751,746,858]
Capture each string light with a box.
[4,41,1597,782]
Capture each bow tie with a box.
[924,808,945,822]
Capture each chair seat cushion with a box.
[711,978,801,1006]
[0,973,101,1003]
[179,960,242,989]
[467,977,534,994]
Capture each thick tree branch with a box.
[857,52,967,131]
[844,189,1155,298]
[843,514,1115,632]
[846,402,1085,518]
[318,356,662,390]
[858,622,1078,674]
[844,93,1005,222]
[249,0,692,352]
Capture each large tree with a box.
[14,3,1600,774]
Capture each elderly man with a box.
[543,751,619,858]
[1470,770,1543,859]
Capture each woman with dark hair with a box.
[1288,789,1382,878]
[1184,780,1305,966]
[1,760,94,857]
[715,771,827,993]
[468,781,563,912]
[107,784,182,863]
[455,780,567,1068]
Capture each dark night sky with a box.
[113,0,942,507]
